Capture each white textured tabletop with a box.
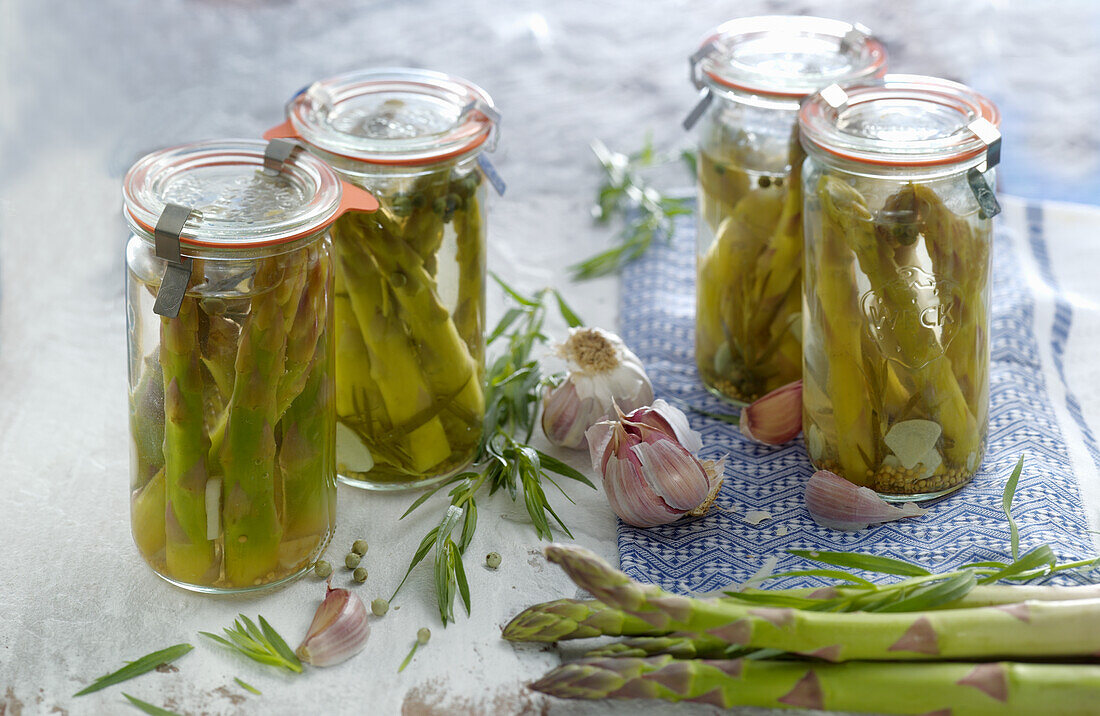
[2,1,1098,715]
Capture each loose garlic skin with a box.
[542,328,653,449]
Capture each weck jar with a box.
[266,68,501,490]
[799,75,1002,500]
[687,16,887,404]
[124,138,377,592]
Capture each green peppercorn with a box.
[352,539,369,556]
[345,552,361,569]
[417,627,431,645]
[391,194,414,217]
[371,598,389,616]
[353,567,368,583]
[485,552,502,569]
[314,560,332,578]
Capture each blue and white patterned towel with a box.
[617,200,1100,593]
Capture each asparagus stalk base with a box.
[532,655,1100,715]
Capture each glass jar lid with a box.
[799,74,1001,168]
[281,67,498,166]
[123,139,348,248]
[693,16,886,98]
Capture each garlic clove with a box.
[542,381,594,449]
[623,399,703,454]
[805,470,927,531]
[296,586,371,667]
[739,380,803,445]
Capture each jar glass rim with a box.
[695,16,887,98]
[799,74,1001,169]
[284,67,498,166]
[122,139,344,248]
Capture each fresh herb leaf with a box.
[394,279,595,624]
[234,677,262,695]
[570,138,692,280]
[398,642,420,673]
[977,545,1057,584]
[767,568,876,588]
[786,550,932,577]
[73,644,193,697]
[873,572,978,613]
[1003,455,1025,560]
[201,615,302,674]
[122,694,183,716]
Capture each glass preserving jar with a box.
[799,75,1002,500]
[687,16,886,404]
[266,68,500,490]
[124,139,377,592]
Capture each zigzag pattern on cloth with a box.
[616,205,1097,594]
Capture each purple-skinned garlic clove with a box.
[805,469,927,531]
[740,380,802,445]
[296,586,370,667]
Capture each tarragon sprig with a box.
[392,275,595,625]
[569,138,694,280]
[728,456,1100,613]
[200,614,302,674]
[73,643,193,697]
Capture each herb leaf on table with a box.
[570,138,693,280]
[72,643,193,697]
[393,276,594,625]
[200,614,302,674]
[234,677,262,695]
[122,693,184,716]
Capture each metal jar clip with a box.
[152,203,200,318]
[966,118,1002,219]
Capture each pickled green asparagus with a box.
[803,175,991,497]
[332,164,486,485]
[128,243,336,589]
[695,130,804,403]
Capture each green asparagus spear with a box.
[583,634,735,660]
[531,655,1100,714]
[220,257,297,587]
[502,598,662,642]
[278,248,336,546]
[544,544,1100,662]
[160,295,217,584]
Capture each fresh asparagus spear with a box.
[506,581,1100,644]
[531,655,1100,714]
[543,544,1100,662]
[583,634,735,660]
[503,598,662,642]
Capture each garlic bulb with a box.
[805,469,927,531]
[586,400,723,528]
[542,327,653,449]
[296,586,370,667]
[740,380,802,445]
